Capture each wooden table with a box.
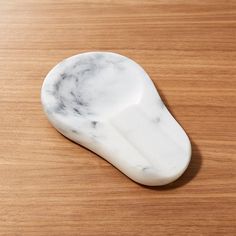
[0,1,235,235]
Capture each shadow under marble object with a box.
[41,52,191,186]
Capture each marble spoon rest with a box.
[41,52,191,186]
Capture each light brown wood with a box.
[0,0,235,235]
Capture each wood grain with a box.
[0,0,235,235]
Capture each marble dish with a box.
[41,52,191,186]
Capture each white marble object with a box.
[41,52,191,186]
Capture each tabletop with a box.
[0,0,235,235]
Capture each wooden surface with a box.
[0,0,235,235]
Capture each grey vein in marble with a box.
[41,52,191,186]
